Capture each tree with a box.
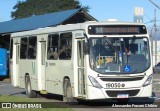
[11,0,89,19]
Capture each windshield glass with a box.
[89,37,150,74]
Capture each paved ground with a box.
[0,73,160,111]
[153,73,160,93]
[153,73,160,79]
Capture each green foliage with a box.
[11,0,89,19]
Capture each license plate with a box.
[117,94,129,98]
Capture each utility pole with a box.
[150,28,154,66]
[148,0,160,65]
[154,9,157,65]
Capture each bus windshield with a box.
[89,37,150,74]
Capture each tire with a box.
[25,75,37,98]
[63,78,78,105]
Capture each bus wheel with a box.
[25,76,37,98]
[63,78,78,105]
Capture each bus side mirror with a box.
[83,41,89,54]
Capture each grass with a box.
[0,95,74,111]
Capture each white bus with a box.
[10,21,153,103]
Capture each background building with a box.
[134,7,144,23]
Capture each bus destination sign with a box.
[88,25,147,35]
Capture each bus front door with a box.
[77,39,86,97]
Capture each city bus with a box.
[0,48,8,77]
[10,21,152,103]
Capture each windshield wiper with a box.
[103,36,119,63]
[103,36,116,52]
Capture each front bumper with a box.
[86,84,152,100]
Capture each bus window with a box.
[20,37,28,59]
[47,34,59,60]
[28,37,37,59]
[59,32,72,60]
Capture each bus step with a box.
[40,90,47,94]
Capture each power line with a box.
[145,20,160,24]
[144,12,160,24]
[148,0,160,9]
[145,20,154,24]
[144,12,153,21]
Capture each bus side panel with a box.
[18,36,38,90]
[18,60,38,90]
[45,32,74,95]
[45,60,73,95]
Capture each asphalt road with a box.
[0,74,160,111]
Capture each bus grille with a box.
[100,77,143,81]
[106,89,140,97]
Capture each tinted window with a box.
[20,37,28,59]
[59,33,72,60]
[47,34,59,60]
[28,37,37,59]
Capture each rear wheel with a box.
[63,78,78,105]
[25,75,37,98]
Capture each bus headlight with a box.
[88,75,103,89]
[143,75,152,87]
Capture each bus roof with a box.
[11,21,146,37]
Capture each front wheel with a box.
[25,75,37,98]
[63,78,78,105]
